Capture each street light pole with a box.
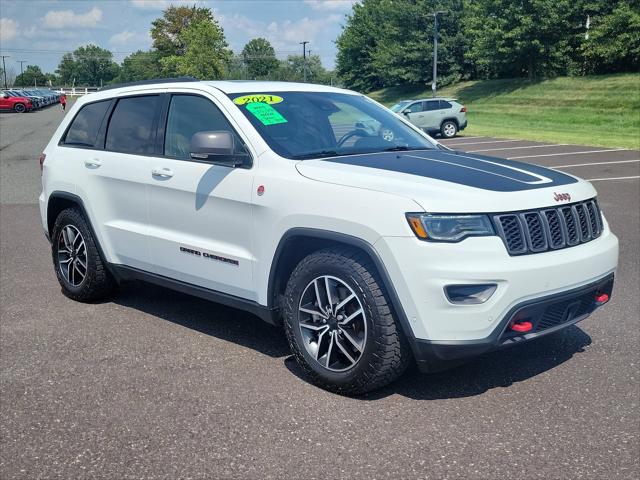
[17,60,26,87]
[1,55,10,89]
[431,11,446,98]
[300,41,309,82]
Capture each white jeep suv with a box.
[39,79,618,394]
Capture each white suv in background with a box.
[39,79,618,394]
[390,98,467,138]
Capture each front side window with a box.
[228,91,437,159]
[106,95,159,154]
[164,95,242,159]
[406,102,424,113]
[63,100,111,147]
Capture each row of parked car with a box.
[0,88,62,113]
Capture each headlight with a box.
[406,213,495,242]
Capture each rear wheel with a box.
[51,208,116,302]
[440,120,458,138]
[283,247,411,395]
[14,103,26,113]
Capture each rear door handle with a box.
[152,167,174,179]
[84,158,102,168]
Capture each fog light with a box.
[445,284,497,305]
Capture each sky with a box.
[0,0,357,76]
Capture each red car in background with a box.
[1,91,33,113]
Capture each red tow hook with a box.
[595,293,609,305]
[510,320,533,333]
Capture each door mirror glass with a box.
[190,131,247,167]
[402,108,411,115]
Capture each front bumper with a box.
[412,273,614,372]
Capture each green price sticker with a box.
[245,102,288,126]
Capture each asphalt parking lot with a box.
[1,106,639,479]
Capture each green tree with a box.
[275,55,331,84]
[160,19,231,79]
[241,38,279,79]
[15,65,48,87]
[115,50,162,83]
[579,0,640,74]
[55,45,119,86]
[151,5,214,57]
[56,53,77,86]
[336,0,467,92]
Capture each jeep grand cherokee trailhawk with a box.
[39,79,618,394]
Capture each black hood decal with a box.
[323,150,578,192]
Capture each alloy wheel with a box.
[57,225,87,287]
[298,275,367,372]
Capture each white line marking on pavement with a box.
[440,136,485,142]
[586,176,640,182]
[447,139,521,147]
[552,159,640,168]
[508,149,626,159]
[468,144,567,153]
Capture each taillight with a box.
[460,106,467,113]
[39,153,46,173]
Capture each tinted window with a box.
[164,95,238,159]
[440,100,452,109]
[64,100,110,147]
[424,101,440,111]
[106,95,159,154]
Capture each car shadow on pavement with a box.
[114,281,591,400]
[285,325,592,400]
[114,282,291,359]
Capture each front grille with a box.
[494,199,602,256]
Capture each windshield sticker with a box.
[245,102,288,125]
[233,94,283,105]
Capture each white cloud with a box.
[221,13,342,55]
[130,0,206,9]
[0,18,19,41]
[110,30,136,46]
[130,0,172,9]
[304,0,356,11]
[43,6,103,29]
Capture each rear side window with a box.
[106,95,160,154]
[424,101,440,111]
[164,95,239,159]
[63,100,110,147]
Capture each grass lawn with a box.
[368,74,640,150]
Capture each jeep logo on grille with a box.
[553,192,571,202]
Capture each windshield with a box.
[228,91,436,159]
[390,101,411,113]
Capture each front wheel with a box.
[283,247,411,395]
[440,120,458,138]
[14,103,26,113]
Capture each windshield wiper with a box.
[382,145,434,152]
[292,150,341,160]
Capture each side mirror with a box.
[189,131,249,167]
[402,108,411,116]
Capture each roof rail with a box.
[98,77,198,92]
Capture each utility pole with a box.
[300,41,309,82]
[1,55,10,89]
[431,11,446,98]
[17,60,26,87]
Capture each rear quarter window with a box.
[439,101,453,109]
[63,100,111,147]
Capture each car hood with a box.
[295,150,597,213]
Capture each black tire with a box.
[14,103,26,113]
[51,208,116,302]
[283,247,411,395]
[440,120,458,138]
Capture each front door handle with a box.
[84,158,102,168]
[152,167,174,179]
